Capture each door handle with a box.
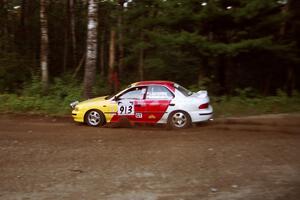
[169,103,175,106]
[135,104,142,107]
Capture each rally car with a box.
[70,81,213,129]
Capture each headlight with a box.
[74,106,79,111]
[70,101,79,108]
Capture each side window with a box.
[118,87,146,100]
[146,86,174,100]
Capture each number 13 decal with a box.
[117,101,135,115]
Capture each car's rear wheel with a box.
[167,110,191,129]
[85,109,106,127]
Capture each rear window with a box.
[174,83,193,96]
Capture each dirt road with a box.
[0,114,300,200]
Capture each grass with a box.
[0,94,73,116]
[0,76,83,116]
[211,93,300,118]
[0,77,300,117]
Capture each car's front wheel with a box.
[167,110,191,129]
[85,109,106,127]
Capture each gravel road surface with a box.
[0,114,299,200]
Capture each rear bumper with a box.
[189,105,213,123]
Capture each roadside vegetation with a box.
[0,76,299,117]
[212,91,300,117]
[0,76,83,115]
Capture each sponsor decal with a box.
[147,92,172,100]
[148,114,156,119]
[135,113,142,118]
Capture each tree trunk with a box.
[263,73,272,96]
[279,0,293,37]
[0,0,8,50]
[117,0,125,78]
[72,53,86,79]
[63,0,76,72]
[217,55,226,95]
[40,0,49,93]
[83,0,98,99]
[138,32,144,81]
[286,65,295,96]
[108,28,117,92]
[63,18,69,72]
[280,0,296,96]
[19,0,37,61]
[20,0,28,53]
[198,57,208,88]
[99,31,105,77]
[69,0,77,67]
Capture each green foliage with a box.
[234,87,258,99]
[92,77,111,96]
[0,75,82,115]
[22,75,43,96]
[188,76,212,91]
[0,52,34,93]
[213,91,300,118]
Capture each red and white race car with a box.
[71,81,213,129]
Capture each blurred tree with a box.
[280,0,300,96]
[0,0,8,51]
[83,0,98,98]
[62,0,77,72]
[108,28,117,92]
[69,0,77,67]
[117,0,125,77]
[40,0,49,92]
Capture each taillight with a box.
[199,103,209,109]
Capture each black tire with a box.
[84,109,106,127]
[167,110,191,129]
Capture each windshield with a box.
[174,83,193,96]
[104,84,134,100]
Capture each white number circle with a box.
[117,100,134,115]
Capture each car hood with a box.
[77,96,108,107]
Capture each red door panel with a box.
[143,100,171,123]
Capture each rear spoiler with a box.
[196,90,208,98]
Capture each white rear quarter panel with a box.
[157,89,213,123]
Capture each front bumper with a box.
[72,109,85,123]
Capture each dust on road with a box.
[0,114,300,200]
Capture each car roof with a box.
[132,81,175,91]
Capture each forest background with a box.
[0,0,300,117]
